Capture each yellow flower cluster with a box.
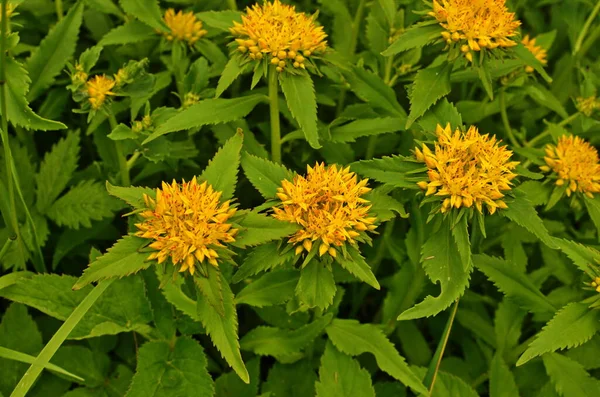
[86,75,116,110]
[161,9,207,45]
[430,0,521,62]
[576,96,600,117]
[230,0,328,72]
[272,163,377,257]
[540,135,600,198]
[415,124,519,214]
[591,276,600,293]
[522,35,547,73]
[135,177,238,275]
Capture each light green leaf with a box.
[119,0,165,31]
[106,181,155,210]
[197,278,249,383]
[406,62,453,128]
[346,66,405,117]
[474,254,556,315]
[296,260,337,310]
[47,181,114,229]
[513,43,552,83]
[280,72,320,149]
[197,11,242,32]
[232,242,296,283]
[195,264,225,317]
[325,319,428,395]
[235,269,300,307]
[543,353,600,397]
[26,0,84,101]
[518,303,600,366]
[216,57,247,98]
[201,131,243,201]
[144,94,267,144]
[241,152,295,199]
[232,211,299,248]
[99,20,155,46]
[382,24,443,56]
[490,354,520,397]
[552,238,600,275]
[334,248,380,289]
[161,279,200,321]
[329,117,405,143]
[126,337,214,397]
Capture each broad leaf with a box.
[215,357,260,397]
[452,215,472,271]
[490,354,520,397]
[47,180,114,229]
[195,264,225,317]
[411,367,478,397]
[583,195,600,240]
[99,21,155,46]
[232,211,299,248]
[513,43,552,83]
[346,66,405,117]
[200,131,243,201]
[382,24,443,56]
[417,98,463,134]
[296,260,337,310]
[119,0,165,31]
[543,353,600,397]
[552,238,600,275]
[232,242,295,283]
[235,269,300,307]
[350,155,425,188]
[334,248,380,289]
[216,57,247,98]
[406,62,453,128]
[241,152,295,199]
[329,117,405,143]
[106,181,155,210]
[280,72,320,149]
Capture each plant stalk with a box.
[526,112,580,147]
[227,0,238,11]
[500,89,521,148]
[573,0,600,55]
[0,237,12,261]
[108,112,131,186]
[268,66,282,163]
[55,0,63,21]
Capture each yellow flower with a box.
[135,177,238,275]
[522,34,547,73]
[540,135,600,198]
[591,276,600,293]
[272,163,377,258]
[576,96,600,117]
[230,0,328,72]
[161,9,207,45]
[86,75,116,110]
[430,0,521,62]
[415,124,519,214]
[71,63,88,86]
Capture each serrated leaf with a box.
[126,337,214,397]
[543,353,600,397]
[382,24,443,56]
[240,313,333,359]
[317,0,352,55]
[262,361,316,396]
[365,188,408,222]
[399,220,472,320]
[35,130,80,213]
[474,254,556,315]
[525,83,568,119]
[195,265,225,317]
[232,211,299,248]
[452,215,472,271]
[232,242,295,283]
[197,10,242,32]
[513,43,552,83]
[417,98,463,132]
[296,260,337,310]
[160,279,200,321]
[144,94,267,144]
[583,196,600,241]
[106,181,155,210]
[478,61,494,100]
[235,269,300,307]
[346,66,405,117]
[197,279,249,383]
[119,0,164,31]
[552,238,600,275]
[325,319,428,395]
[518,303,600,366]
[350,155,425,188]
[329,117,405,143]
[490,354,520,397]
[0,346,83,382]
[200,131,243,201]
[26,0,84,101]
[411,367,478,397]
[99,20,155,46]
[47,181,114,229]
[216,57,247,98]
[141,269,176,340]
[215,357,260,397]
[280,72,320,149]
[315,341,376,397]
[73,236,151,290]
[241,152,295,199]
[406,62,453,128]
[334,248,380,289]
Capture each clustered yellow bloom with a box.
[161,9,207,45]
[135,177,238,275]
[522,35,547,73]
[273,163,377,258]
[415,124,519,214]
[540,135,600,198]
[430,0,521,62]
[230,0,328,72]
[591,276,600,293]
[576,96,600,117]
[86,75,116,110]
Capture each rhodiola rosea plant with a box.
[1,0,600,396]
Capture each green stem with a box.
[126,151,141,171]
[55,0,63,21]
[0,237,12,261]
[365,57,396,159]
[574,0,600,55]
[526,112,580,147]
[108,112,131,186]
[423,299,460,394]
[579,22,600,58]
[11,279,115,397]
[500,89,521,148]
[226,0,237,11]
[268,66,282,164]
[365,135,379,159]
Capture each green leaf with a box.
[350,155,425,188]
[144,94,267,144]
[235,269,300,307]
[197,11,242,32]
[317,0,352,55]
[232,211,299,248]
[296,260,337,310]
[417,98,463,133]
[334,248,380,289]
[329,117,405,143]
[315,341,376,397]
[99,20,155,46]
[141,269,176,340]
[26,0,84,101]
[518,303,600,366]
[195,264,225,317]
[0,346,83,382]
[197,278,249,383]
[106,181,155,210]
[382,24,443,56]
[73,236,151,290]
[406,62,453,128]
[47,181,114,229]
[325,319,428,395]
[280,72,320,149]
[232,242,295,283]
[161,279,200,322]
[216,57,247,98]
[52,346,108,387]
[525,83,568,119]
[215,357,260,397]
[583,196,600,241]
[490,354,520,397]
[365,188,408,222]
[411,367,478,397]
[240,313,333,360]
[119,0,165,31]
[262,361,316,397]
[399,220,471,320]
[35,130,80,213]
[474,254,556,315]
[543,353,600,397]
[478,61,494,100]
[201,131,243,201]
[513,43,552,83]
[241,152,295,199]
[452,215,472,271]
[126,337,214,397]
[552,238,600,275]
[346,66,405,117]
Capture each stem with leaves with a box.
[107,112,131,186]
[573,0,600,56]
[268,66,282,163]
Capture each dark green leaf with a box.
[296,260,336,310]
[47,181,114,229]
[334,248,380,289]
[119,0,165,31]
[106,181,155,210]
[241,152,295,199]
[232,242,295,283]
[201,130,243,201]
[280,72,320,149]
[406,62,453,128]
[543,353,600,397]
[99,20,155,46]
[235,269,300,307]
[232,211,299,248]
[382,25,443,56]
[329,117,405,143]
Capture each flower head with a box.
[272,163,377,258]
[540,135,600,198]
[576,96,600,117]
[430,0,521,62]
[161,9,207,45]
[230,0,328,72]
[522,35,547,73]
[86,75,115,110]
[135,177,238,275]
[415,124,519,214]
[591,276,600,293]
